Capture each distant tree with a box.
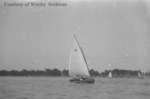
[0,70,8,76]
[51,68,61,76]
[62,69,69,76]
[89,69,100,77]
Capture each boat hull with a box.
[69,77,95,84]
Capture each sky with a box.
[0,0,150,72]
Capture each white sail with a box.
[69,35,90,77]
[108,72,112,78]
[138,72,141,77]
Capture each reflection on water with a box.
[0,77,150,99]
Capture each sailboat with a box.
[138,72,143,79]
[108,71,112,78]
[138,72,141,78]
[68,35,95,84]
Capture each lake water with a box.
[0,77,150,99]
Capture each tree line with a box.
[0,68,99,77]
[0,68,66,76]
[0,68,149,78]
[0,68,100,76]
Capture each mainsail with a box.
[69,35,90,77]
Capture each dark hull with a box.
[69,77,95,84]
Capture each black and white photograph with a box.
[0,0,150,99]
